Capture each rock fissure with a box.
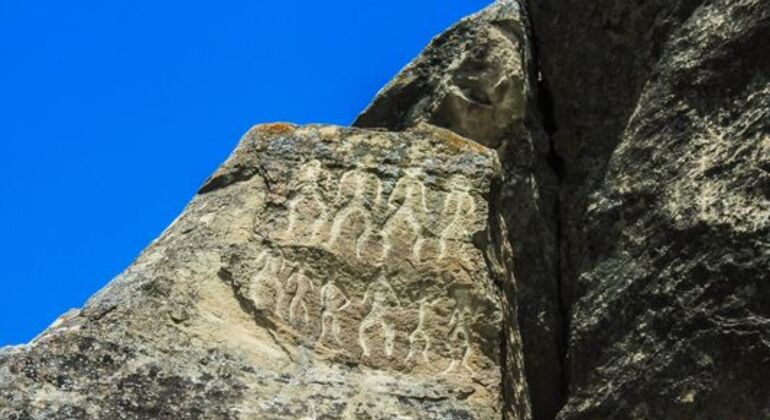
[527,0,770,418]
[539,75,570,418]
[354,2,566,417]
[530,11,570,416]
[198,165,258,194]
[2,1,768,418]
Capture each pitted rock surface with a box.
[528,0,770,418]
[0,123,531,419]
[2,1,769,418]
[355,2,562,417]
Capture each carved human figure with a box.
[327,161,382,258]
[318,280,351,344]
[405,297,439,364]
[284,160,331,244]
[443,302,475,375]
[358,276,401,357]
[286,265,315,324]
[381,168,429,261]
[438,175,477,261]
[249,249,286,315]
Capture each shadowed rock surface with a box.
[0,123,531,419]
[355,2,563,418]
[528,0,770,417]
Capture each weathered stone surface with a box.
[355,2,563,418]
[3,0,768,418]
[528,0,770,418]
[0,123,531,419]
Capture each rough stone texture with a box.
[0,123,532,419]
[3,1,769,418]
[355,2,563,418]
[528,0,770,418]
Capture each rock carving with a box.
[358,275,401,357]
[443,296,475,376]
[439,175,477,261]
[318,280,351,344]
[284,160,331,244]
[286,264,315,324]
[249,249,286,315]
[405,297,440,364]
[381,168,430,261]
[328,162,383,258]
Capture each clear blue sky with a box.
[0,1,490,345]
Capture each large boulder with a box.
[3,0,767,418]
[0,123,531,419]
[355,2,563,418]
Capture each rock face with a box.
[356,2,563,418]
[0,123,531,419]
[528,0,770,418]
[3,1,769,419]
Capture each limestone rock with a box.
[355,2,563,418]
[3,0,767,418]
[528,0,770,418]
[0,123,531,419]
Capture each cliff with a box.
[1,0,768,419]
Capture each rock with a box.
[3,0,768,418]
[528,0,770,418]
[355,2,563,418]
[0,123,531,419]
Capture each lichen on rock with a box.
[0,123,531,419]
[3,0,769,418]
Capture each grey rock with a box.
[3,0,768,418]
[528,0,770,418]
[0,123,532,419]
[355,2,563,418]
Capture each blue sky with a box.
[0,1,490,345]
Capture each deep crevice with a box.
[539,73,570,417]
[198,165,258,194]
[538,77,559,141]
[529,6,570,417]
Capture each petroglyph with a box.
[223,126,504,409]
[286,264,316,324]
[284,160,331,244]
[443,290,475,376]
[328,162,383,258]
[405,297,440,364]
[358,276,401,357]
[319,280,351,344]
[381,168,430,261]
[249,249,286,314]
[438,175,478,261]
[2,99,528,417]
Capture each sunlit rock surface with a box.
[0,123,531,419]
[355,2,562,417]
[2,0,769,418]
